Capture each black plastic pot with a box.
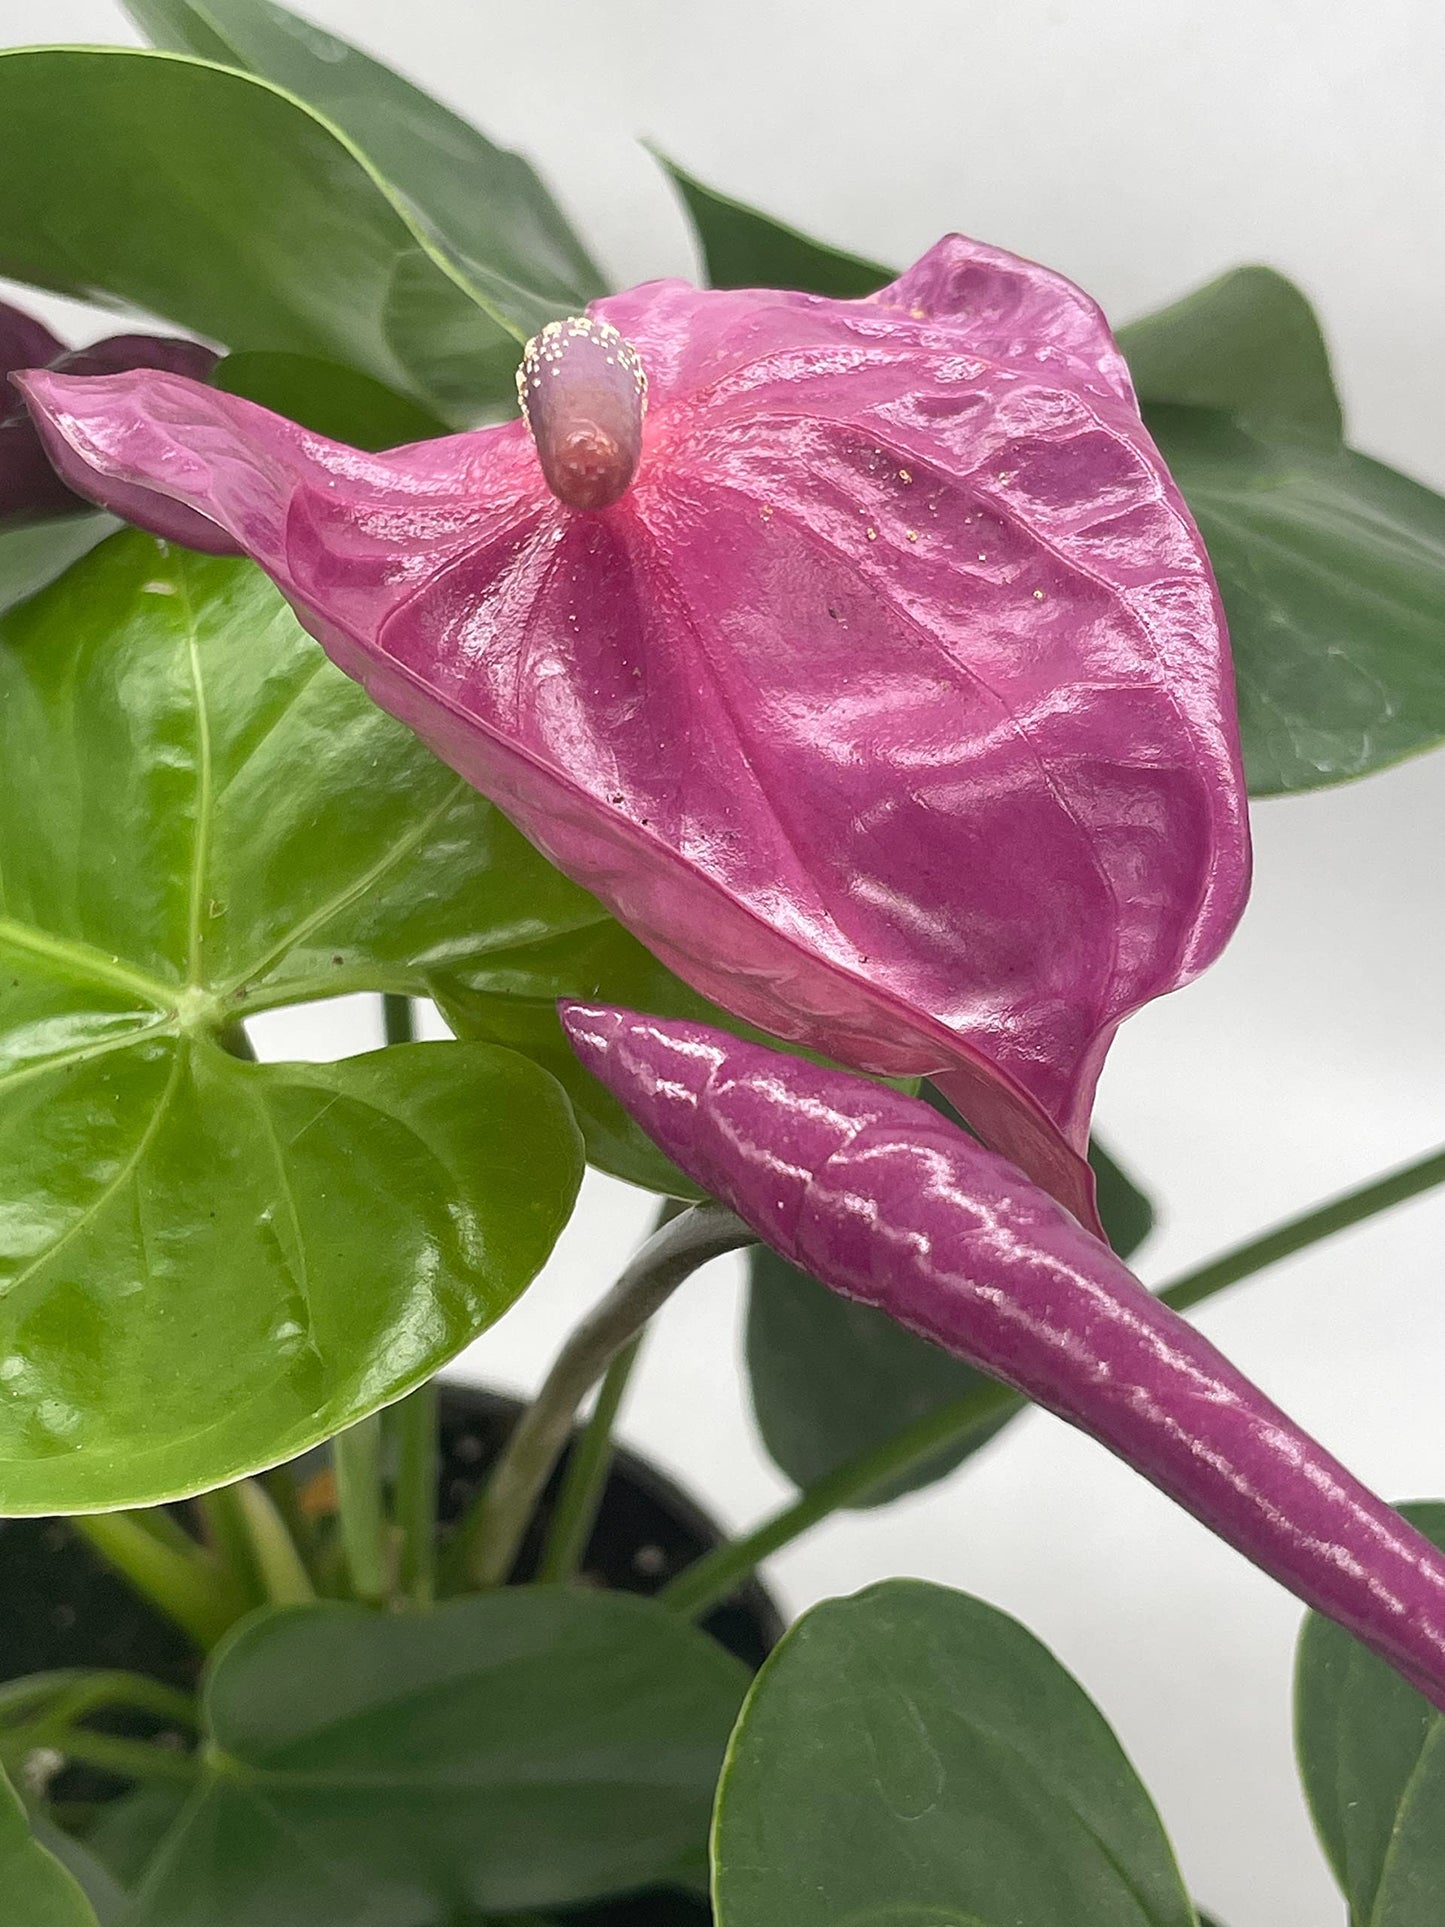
[433,1384,782,1668]
[0,1381,781,1920]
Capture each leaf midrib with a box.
[179,564,215,985]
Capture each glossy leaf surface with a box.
[663,163,1445,798]
[127,0,606,325]
[0,1763,99,1927]
[0,531,590,1510]
[1147,406,1445,794]
[20,234,1253,1233]
[129,1592,749,1923]
[712,1579,1197,1927]
[0,48,525,419]
[745,1135,1154,1504]
[1296,1502,1445,1924]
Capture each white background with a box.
[3,3,1444,1920]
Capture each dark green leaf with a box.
[1295,1501,1445,1925]
[713,1579,1197,1927]
[129,1591,750,1923]
[0,49,531,421]
[743,1116,1155,1506]
[0,530,591,1510]
[656,153,893,297]
[1119,266,1343,441]
[210,352,449,448]
[0,513,118,616]
[1151,405,1445,794]
[745,1244,1010,1506]
[126,0,605,324]
[1088,1136,1156,1260]
[0,1763,99,1926]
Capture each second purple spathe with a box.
[560,1001,1445,1711]
[0,301,217,523]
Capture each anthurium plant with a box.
[0,5,1442,1925]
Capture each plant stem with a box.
[229,1481,315,1605]
[32,1672,197,1733]
[447,1202,752,1592]
[0,1671,196,1733]
[1156,1145,1445,1314]
[195,1486,268,1612]
[393,1381,439,1606]
[0,1724,199,1787]
[333,1415,390,1605]
[662,1140,1445,1621]
[382,993,416,1046]
[260,1465,316,1570]
[536,1335,643,1585]
[124,1503,202,1560]
[71,1512,249,1651]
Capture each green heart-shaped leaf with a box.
[1295,1501,1445,1924]
[712,1579,1197,1927]
[744,1135,1153,1504]
[0,1036,580,1512]
[1117,265,1343,441]
[126,0,606,327]
[128,1591,749,1923]
[0,530,591,1510]
[1149,406,1445,795]
[0,1763,100,1926]
[0,48,548,420]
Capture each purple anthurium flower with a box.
[0,300,217,523]
[561,1002,1445,1709]
[15,237,1250,1232]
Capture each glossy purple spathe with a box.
[561,1001,1445,1709]
[16,237,1251,1231]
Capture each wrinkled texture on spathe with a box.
[560,1002,1445,1711]
[1,302,217,525]
[16,236,1251,1230]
